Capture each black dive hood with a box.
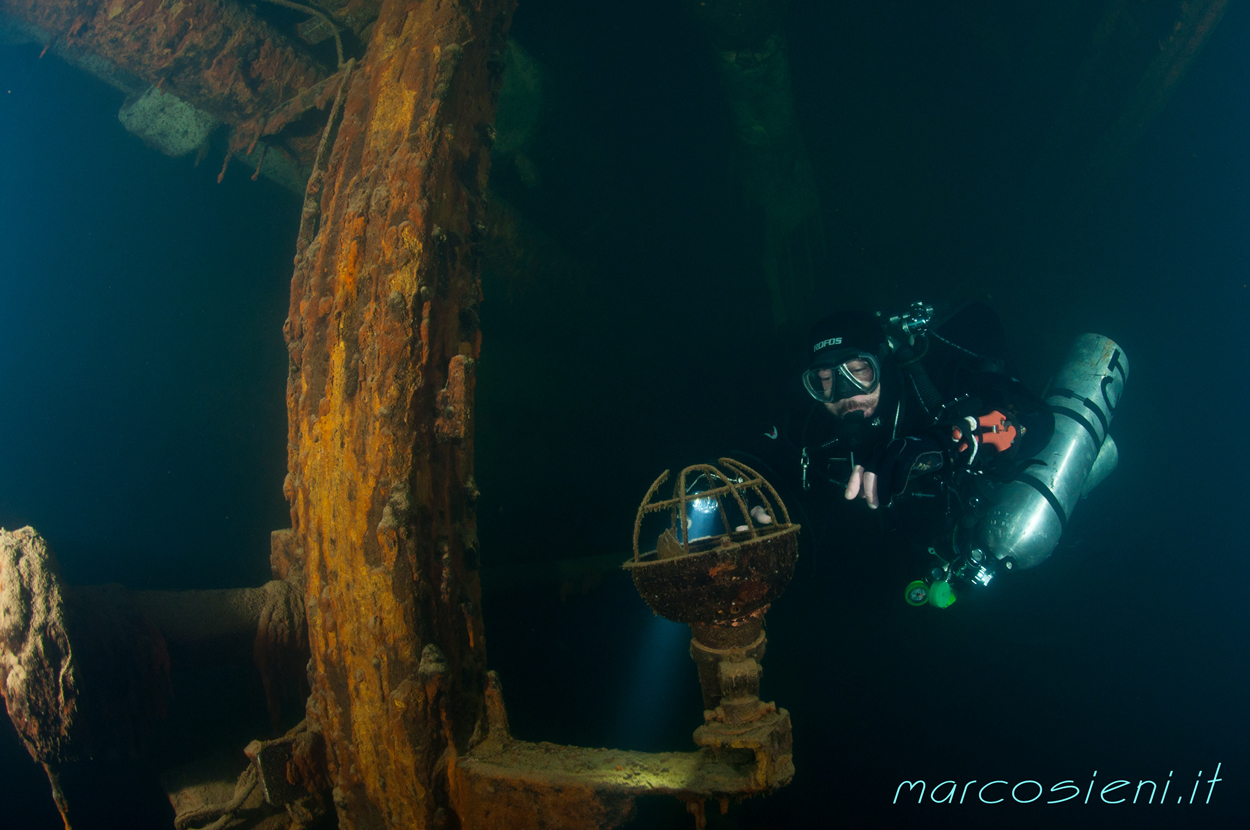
[805,310,889,369]
[802,310,891,405]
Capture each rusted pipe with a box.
[64,582,291,644]
[0,526,307,828]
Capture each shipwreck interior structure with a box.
[0,0,1237,828]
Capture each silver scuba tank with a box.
[973,334,1129,570]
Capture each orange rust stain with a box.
[7,0,328,130]
[281,0,513,824]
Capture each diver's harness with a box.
[799,301,1022,598]
[893,305,1024,598]
[883,302,945,418]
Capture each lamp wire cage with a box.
[631,458,794,563]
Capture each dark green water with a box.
[3,1,1248,828]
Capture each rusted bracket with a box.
[245,721,331,808]
[452,673,792,830]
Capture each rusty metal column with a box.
[281,1,513,828]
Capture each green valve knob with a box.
[928,579,957,609]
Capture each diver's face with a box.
[821,359,881,418]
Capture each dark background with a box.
[2,1,1247,827]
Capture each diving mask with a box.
[802,351,881,403]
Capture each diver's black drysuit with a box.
[735,304,1053,570]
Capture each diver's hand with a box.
[844,464,880,509]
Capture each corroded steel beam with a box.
[0,0,329,138]
[1033,0,1228,211]
[281,0,513,826]
[681,0,820,330]
[1080,0,1227,204]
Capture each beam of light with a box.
[612,612,691,751]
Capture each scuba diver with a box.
[797,303,1052,507]
[741,301,1127,607]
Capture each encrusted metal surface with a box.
[280,0,514,826]
[0,0,329,131]
[626,459,799,624]
[453,673,791,830]
[625,527,798,624]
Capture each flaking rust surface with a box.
[0,0,327,132]
[282,0,513,828]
